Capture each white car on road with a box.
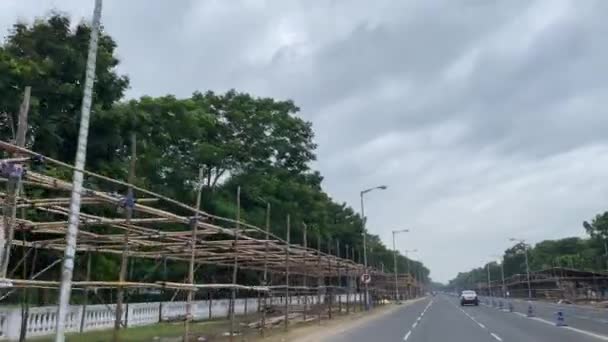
[460,290,479,306]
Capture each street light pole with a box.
[524,244,532,299]
[486,262,492,298]
[392,229,409,303]
[360,185,387,311]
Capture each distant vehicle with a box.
[460,290,479,306]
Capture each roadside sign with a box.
[361,273,371,284]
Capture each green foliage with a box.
[0,14,129,161]
[584,212,608,242]
[449,222,608,290]
[0,13,430,304]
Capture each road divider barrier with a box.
[555,311,567,327]
[526,303,535,317]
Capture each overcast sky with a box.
[2,0,608,283]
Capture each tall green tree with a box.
[584,212,608,256]
[0,14,129,161]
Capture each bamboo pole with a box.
[283,214,290,332]
[229,186,240,341]
[345,244,350,314]
[18,236,28,342]
[113,132,136,341]
[317,231,322,324]
[79,252,92,333]
[327,237,332,320]
[184,167,204,340]
[302,222,307,321]
[159,257,167,322]
[354,248,359,311]
[0,87,29,278]
[260,202,270,337]
[336,239,342,314]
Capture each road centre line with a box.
[403,299,434,341]
[490,332,503,341]
[446,296,503,342]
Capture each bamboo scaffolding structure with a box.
[0,141,399,334]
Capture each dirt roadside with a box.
[254,297,427,342]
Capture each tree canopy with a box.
[447,216,608,291]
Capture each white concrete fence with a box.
[0,294,360,340]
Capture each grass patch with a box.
[29,316,258,342]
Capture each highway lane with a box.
[324,294,608,341]
[479,296,608,337]
[328,298,431,342]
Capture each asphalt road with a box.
[326,294,608,341]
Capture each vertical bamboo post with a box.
[260,202,270,336]
[0,86,30,278]
[229,186,240,341]
[302,223,308,321]
[352,246,357,312]
[19,245,37,341]
[208,292,212,319]
[15,86,31,147]
[18,235,28,342]
[357,248,364,311]
[159,257,167,322]
[113,132,136,341]
[327,238,332,320]
[336,239,342,314]
[79,251,92,333]
[345,244,350,314]
[316,231,322,325]
[284,214,290,331]
[184,168,204,340]
[125,258,134,326]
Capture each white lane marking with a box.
[403,299,434,341]
[445,296,503,342]
[508,306,608,341]
[529,316,555,326]
[563,326,608,341]
[490,332,503,341]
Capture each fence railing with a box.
[0,294,358,340]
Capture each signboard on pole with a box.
[361,273,371,284]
